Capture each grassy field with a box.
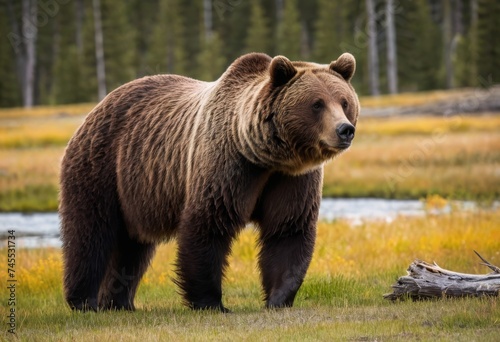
[1,91,499,339]
[0,91,499,211]
[324,117,500,200]
[1,209,499,340]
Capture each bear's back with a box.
[112,75,214,240]
[63,73,211,242]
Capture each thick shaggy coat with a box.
[59,52,360,311]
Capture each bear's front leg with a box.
[258,226,316,308]
[254,171,321,308]
[175,221,235,312]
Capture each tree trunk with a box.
[75,0,84,53]
[203,0,213,40]
[465,0,478,85]
[93,0,107,101]
[23,0,37,108]
[443,0,454,89]
[6,0,25,105]
[300,20,310,58]
[471,0,478,24]
[276,0,284,22]
[366,0,380,96]
[454,0,463,35]
[7,0,38,108]
[385,252,500,301]
[386,0,398,94]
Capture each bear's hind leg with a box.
[98,234,156,311]
[60,170,124,311]
[61,215,117,312]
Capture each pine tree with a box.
[101,0,136,91]
[336,0,368,94]
[476,0,500,86]
[297,0,318,58]
[454,33,475,87]
[351,29,369,95]
[181,0,203,77]
[244,1,272,54]
[214,0,251,63]
[93,0,107,100]
[397,1,443,91]
[52,45,87,104]
[366,0,380,95]
[35,1,60,105]
[313,0,341,63]
[128,0,159,77]
[0,8,21,107]
[276,0,301,60]
[454,0,478,87]
[148,0,186,75]
[386,0,398,94]
[197,32,227,81]
[5,0,38,107]
[51,2,87,104]
[81,0,99,103]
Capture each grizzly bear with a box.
[59,52,359,312]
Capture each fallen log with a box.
[384,251,500,301]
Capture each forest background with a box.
[1,0,499,108]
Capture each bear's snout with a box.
[335,123,356,147]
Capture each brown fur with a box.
[59,52,360,312]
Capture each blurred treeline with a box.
[0,0,499,108]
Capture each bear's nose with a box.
[336,123,356,143]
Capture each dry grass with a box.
[0,102,499,211]
[0,147,63,211]
[0,117,83,148]
[359,88,473,108]
[358,114,500,135]
[1,210,499,340]
[323,117,500,199]
[142,208,500,293]
[0,103,94,119]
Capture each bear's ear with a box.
[270,56,297,87]
[329,53,356,82]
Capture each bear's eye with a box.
[312,100,323,112]
[342,100,349,110]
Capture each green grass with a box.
[8,296,500,341]
[1,210,499,340]
[0,185,59,212]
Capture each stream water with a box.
[0,198,485,248]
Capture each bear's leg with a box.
[254,171,321,308]
[98,235,156,311]
[175,226,235,312]
[60,164,124,311]
[61,214,117,312]
[258,228,316,308]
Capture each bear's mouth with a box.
[336,141,352,149]
[319,140,351,156]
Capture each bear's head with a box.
[259,53,360,175]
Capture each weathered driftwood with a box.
[384,251,500,301]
